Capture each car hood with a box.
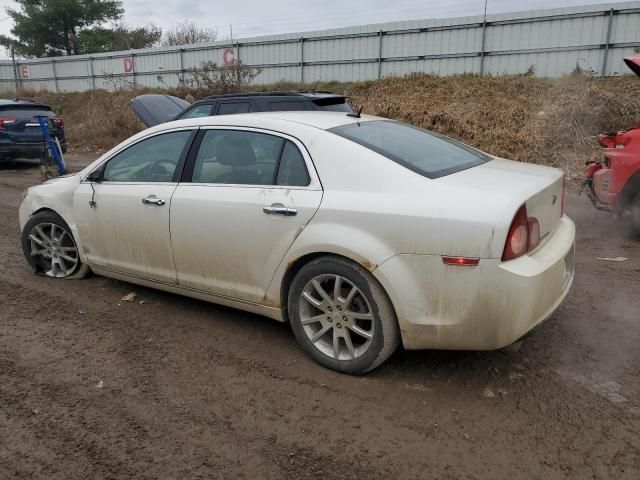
[625,55,640,78]
[130,94,191,127]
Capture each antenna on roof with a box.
[346,106,363,118]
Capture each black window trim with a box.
[328,120,490,180]
[180,126,315,189]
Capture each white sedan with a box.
[19,111,575,373]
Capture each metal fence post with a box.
[378,30,383,79]
[89,56,95,90]
[131,53,137,88]
[479,21,488,75]
[601,8,615,76]
[51,59,60,93]
[179,48,185,85]
[300,37,304,83]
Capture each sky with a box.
[0,0,628,45]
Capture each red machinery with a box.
[584,55,640,235]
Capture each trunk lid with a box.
[624,55,640,78]
[441,158,565,244]
[130,94,191,127]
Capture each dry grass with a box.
[20,73,640,178]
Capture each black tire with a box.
[628,193,640,238]
[21,210,90,279]
[288,255,400,374]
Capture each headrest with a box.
[217,136,257,167]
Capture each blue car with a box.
[0,99,66,161]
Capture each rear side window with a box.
[0,107,53,118]
[268,101,313,112]
[329,120,490,178]
[218,102,252,115]
[277,141,310,186]
[191,130,310,187]
[177,104,213,120]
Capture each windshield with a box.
[314,102,353,112]
[329,120,490,178]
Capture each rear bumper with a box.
[374,216,576,350]
[0,139,67,159]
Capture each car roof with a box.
[159,111,377,132]
[200,91,346,101]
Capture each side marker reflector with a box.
[442,256,480,267]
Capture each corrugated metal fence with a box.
[1,1,639,93]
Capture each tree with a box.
[162,21,217,47]
[0,0,124,57]
[76,22,162,53]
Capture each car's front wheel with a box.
[21,211,88,278]
[288,256,400,374]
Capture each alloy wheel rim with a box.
[28,223,79,278]
[299,274,375,361]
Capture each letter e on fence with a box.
[223,48,236,65]
[123,57,134,73]
[20,65,30,79]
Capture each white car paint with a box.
[19,111,575,350]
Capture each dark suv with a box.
[0,99,66,161]
[132,91,353,127]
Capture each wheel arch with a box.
[277,251,399,325]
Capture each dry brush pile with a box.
[25,73,640,179]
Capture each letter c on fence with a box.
[123,57,134,73]
[223,48,236,65]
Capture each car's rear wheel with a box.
[21,211,87,278]
[288,256,399,374]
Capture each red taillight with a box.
[502,205,540,260]
[442,256,480,266]
[53,116,64,128]
[0,117,17,130]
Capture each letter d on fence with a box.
[124,57,134,73]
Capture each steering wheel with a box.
[134,159,175,181]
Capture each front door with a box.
[170,128,322,303]
[73,129,194,283]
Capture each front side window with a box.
[329,120,490,178]
[191,130,310,186]
[102,131,192,182]
[177,104,213,120]
[217,102,252,115]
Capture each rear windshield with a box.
[329,120,490,178]
[0,106,53,118]
[314,101,352,112]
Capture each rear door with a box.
[0,105,54,144]
[170,127,322,303]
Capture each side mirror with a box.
[86,167,103,183]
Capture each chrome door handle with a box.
[142,195,166,206]
[263,204,297,216]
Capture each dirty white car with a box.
[19,111,575,373]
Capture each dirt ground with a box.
[1,154,639,480]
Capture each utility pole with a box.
[11,46,20,93]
